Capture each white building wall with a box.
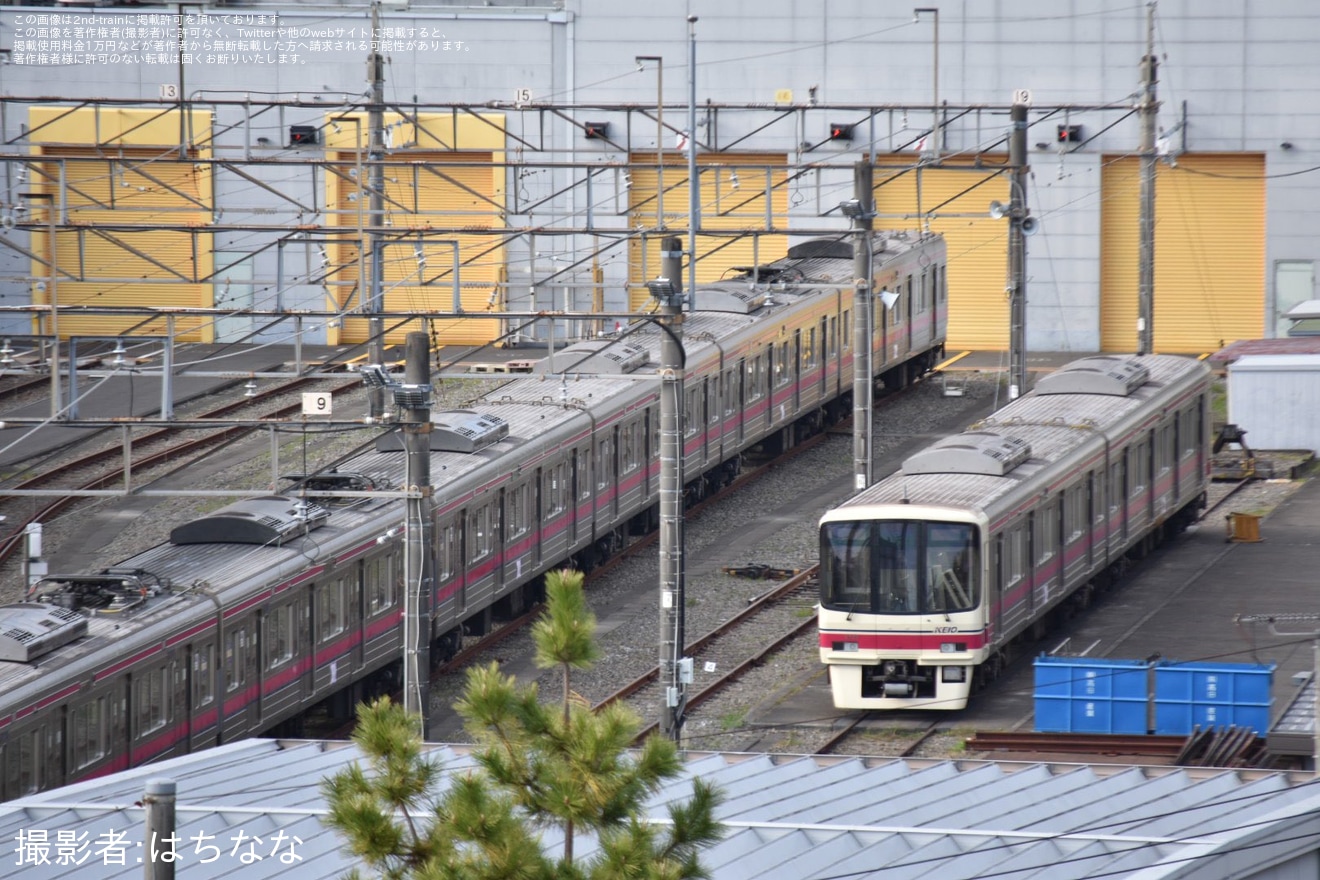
[1228,355,1320,452]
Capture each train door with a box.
[735,357,747,445]
[187,639,219,752]
[990,534,1003,646]
[1025,511,1037,616]
[905,275,915,355]
[534,467,545,569]
[572,446,587,547]
[495,488,508,594]
[456,509,469,614]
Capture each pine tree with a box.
[323,568,723,880]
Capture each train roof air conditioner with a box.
[170,495,330,546]
[901,430,1033,477]
[374,410,509,454]
[0,603,88,662]
[1034,355,1150,397]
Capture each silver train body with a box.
[818,354,1212,710]
[0,232,946,799]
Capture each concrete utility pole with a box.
[849,163,875,492]
[367,1,389,417]
[656,236,687,742]
[1007,102,1030,399]
[401,331,434,737]
[143,778,177,880]
[1137,0,1159,356]
[686,14,699,311]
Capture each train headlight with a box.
[941,666,967,683]
[939,642,967,653]
[832,641,859,653]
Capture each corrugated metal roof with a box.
[5,739,1320,879]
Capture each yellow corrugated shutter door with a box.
[1101,154,1264,353]
[627,153,787,311]
[873,159,1010,350]
[331,152,502,346]
[29,109,214,341]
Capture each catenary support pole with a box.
[1137,1,1159,356]
[851,162,874,492]
[402,331,434,737]
[658,236,686,741]
[1007,102,1030,399]
[367,1,388,417]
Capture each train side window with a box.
[193,643,215,708]
[367,554,398,615]
[224,626,250,694]
[6,729,41,795]
[265,604,295,668]
[621,422,641,474]
[829,316,838,357]
[1035,505,1057,566]
[1005,526,1025,588]
[577,448,592,502]
[467,504,495,562]
[72,698,106,771]
[439,524,458,580]
[1108,461,1123,517]
[1131,441,1150,496]
[1158,424,1174,476]
[595,438,613,491]
[507,483,529,539]
[136,666,169,737]
[1066,486,1086,544]
[777,340,792,386]
[319,578,347,643]
[804,327,816,369]
[841,310,850,350]
[724,369,737,417]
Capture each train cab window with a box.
[224,627,250,694]
[193,643,215,708]
[819,520,978,615]
[265,603,296,669]
[319,578,348,643]
[367,554,398,615]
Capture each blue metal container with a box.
[1034,656,1149,734]
[1153,661,1275,735]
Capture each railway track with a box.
[0,376,362,570]
[598,567,820,743]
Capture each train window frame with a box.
[193,642,215,709]
[72,697,106,771]
[135,665,170,738]
[224,625,250,694]
[439,523,458,580]
[842,309,850,350]
[507,483,530,540]
[595,437,614,492]
[265,603,296,669]
[319,577,348,644]
[367,553,398,616]
[621,422,642,474]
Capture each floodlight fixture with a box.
[838,199,874,220]
[646,277,682,306]
[392,383,433,410]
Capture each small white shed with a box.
[1228,353,1320,452]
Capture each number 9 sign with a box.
[302,392,332,416]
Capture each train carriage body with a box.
[0,232,947,799]
[819,354,1212,711]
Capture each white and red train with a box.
[0,232,947,798]
[818,353,1213,710]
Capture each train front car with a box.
[819,353,1213,713]
[819,496,989,711]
